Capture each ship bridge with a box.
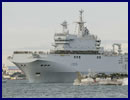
[53,10,102,53]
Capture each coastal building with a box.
[2,64,23,75]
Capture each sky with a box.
[2,2,128,66]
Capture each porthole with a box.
[41,64,50,67]
[79,56,80,59]
[74,56,81,59]
[97,56,101,59]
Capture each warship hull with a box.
[11,54,128,83]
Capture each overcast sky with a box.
[2,2,128,66]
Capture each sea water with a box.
[2,80,128,98]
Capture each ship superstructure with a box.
[8,10,128,83]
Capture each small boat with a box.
[98,79,122,85]
[73,71,97,85]
[73,71,128,86]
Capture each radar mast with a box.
[61,21,68,34]
[76,9,86,36]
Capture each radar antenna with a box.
[61,21,68,34]
[76,9,86,36]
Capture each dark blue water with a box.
[2,80,128,98]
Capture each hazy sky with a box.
[2,2,128,66]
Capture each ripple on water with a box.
[2,80,128,98]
